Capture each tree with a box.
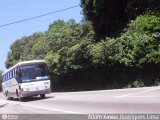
[31,34,49,59]
[81,0,160,41]
[5,32,45,68]
[47,19,93,52]
[45,19,94,75]
[115,14,160,67]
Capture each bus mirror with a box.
[15,70,22,83]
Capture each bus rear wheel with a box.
[40,94,45,99]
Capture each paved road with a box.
[0,86,160,119]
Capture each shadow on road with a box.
[0,103,8,108]
[11,96,54,102]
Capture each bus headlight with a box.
[23,88,29,91]
[20,86,29,92]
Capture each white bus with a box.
[2,60,51,101]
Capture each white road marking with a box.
[125,96,160,98]
[114,87,160,98]
[0,99,82,114]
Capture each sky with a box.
[0,0,82,71]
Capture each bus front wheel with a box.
[19,97,24,102]
[40,94,45,99]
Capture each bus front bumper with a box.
[20,88,51,97]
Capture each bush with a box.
[91,38,119,67]
[132,79,145,88]
[116,14,160,67]
[154,79,160,86]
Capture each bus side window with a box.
[13,69,15,78]
[12,70,14,78]
[7,72,9,79]
[11,70,13,79]
[10,71,12,79]
[4,74,6,81]
[8,73,10,80]
[14,69,16,77]
[6,74,7,80]
[4,75,6,81]
[8,72,10,80]
[9,72,10,79]
[2,75,4,82]
[7,73,9,80]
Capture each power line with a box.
[0,4,80,28]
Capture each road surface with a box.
[0,86,160,120]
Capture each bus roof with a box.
[2,60,45,75]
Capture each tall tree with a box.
[81,0,160,41]
[5,32,45,68]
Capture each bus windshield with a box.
[20,63,49,82]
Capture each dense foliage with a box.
[81,0,160,40]
[5,33,46,68]
[5,0,160,91]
